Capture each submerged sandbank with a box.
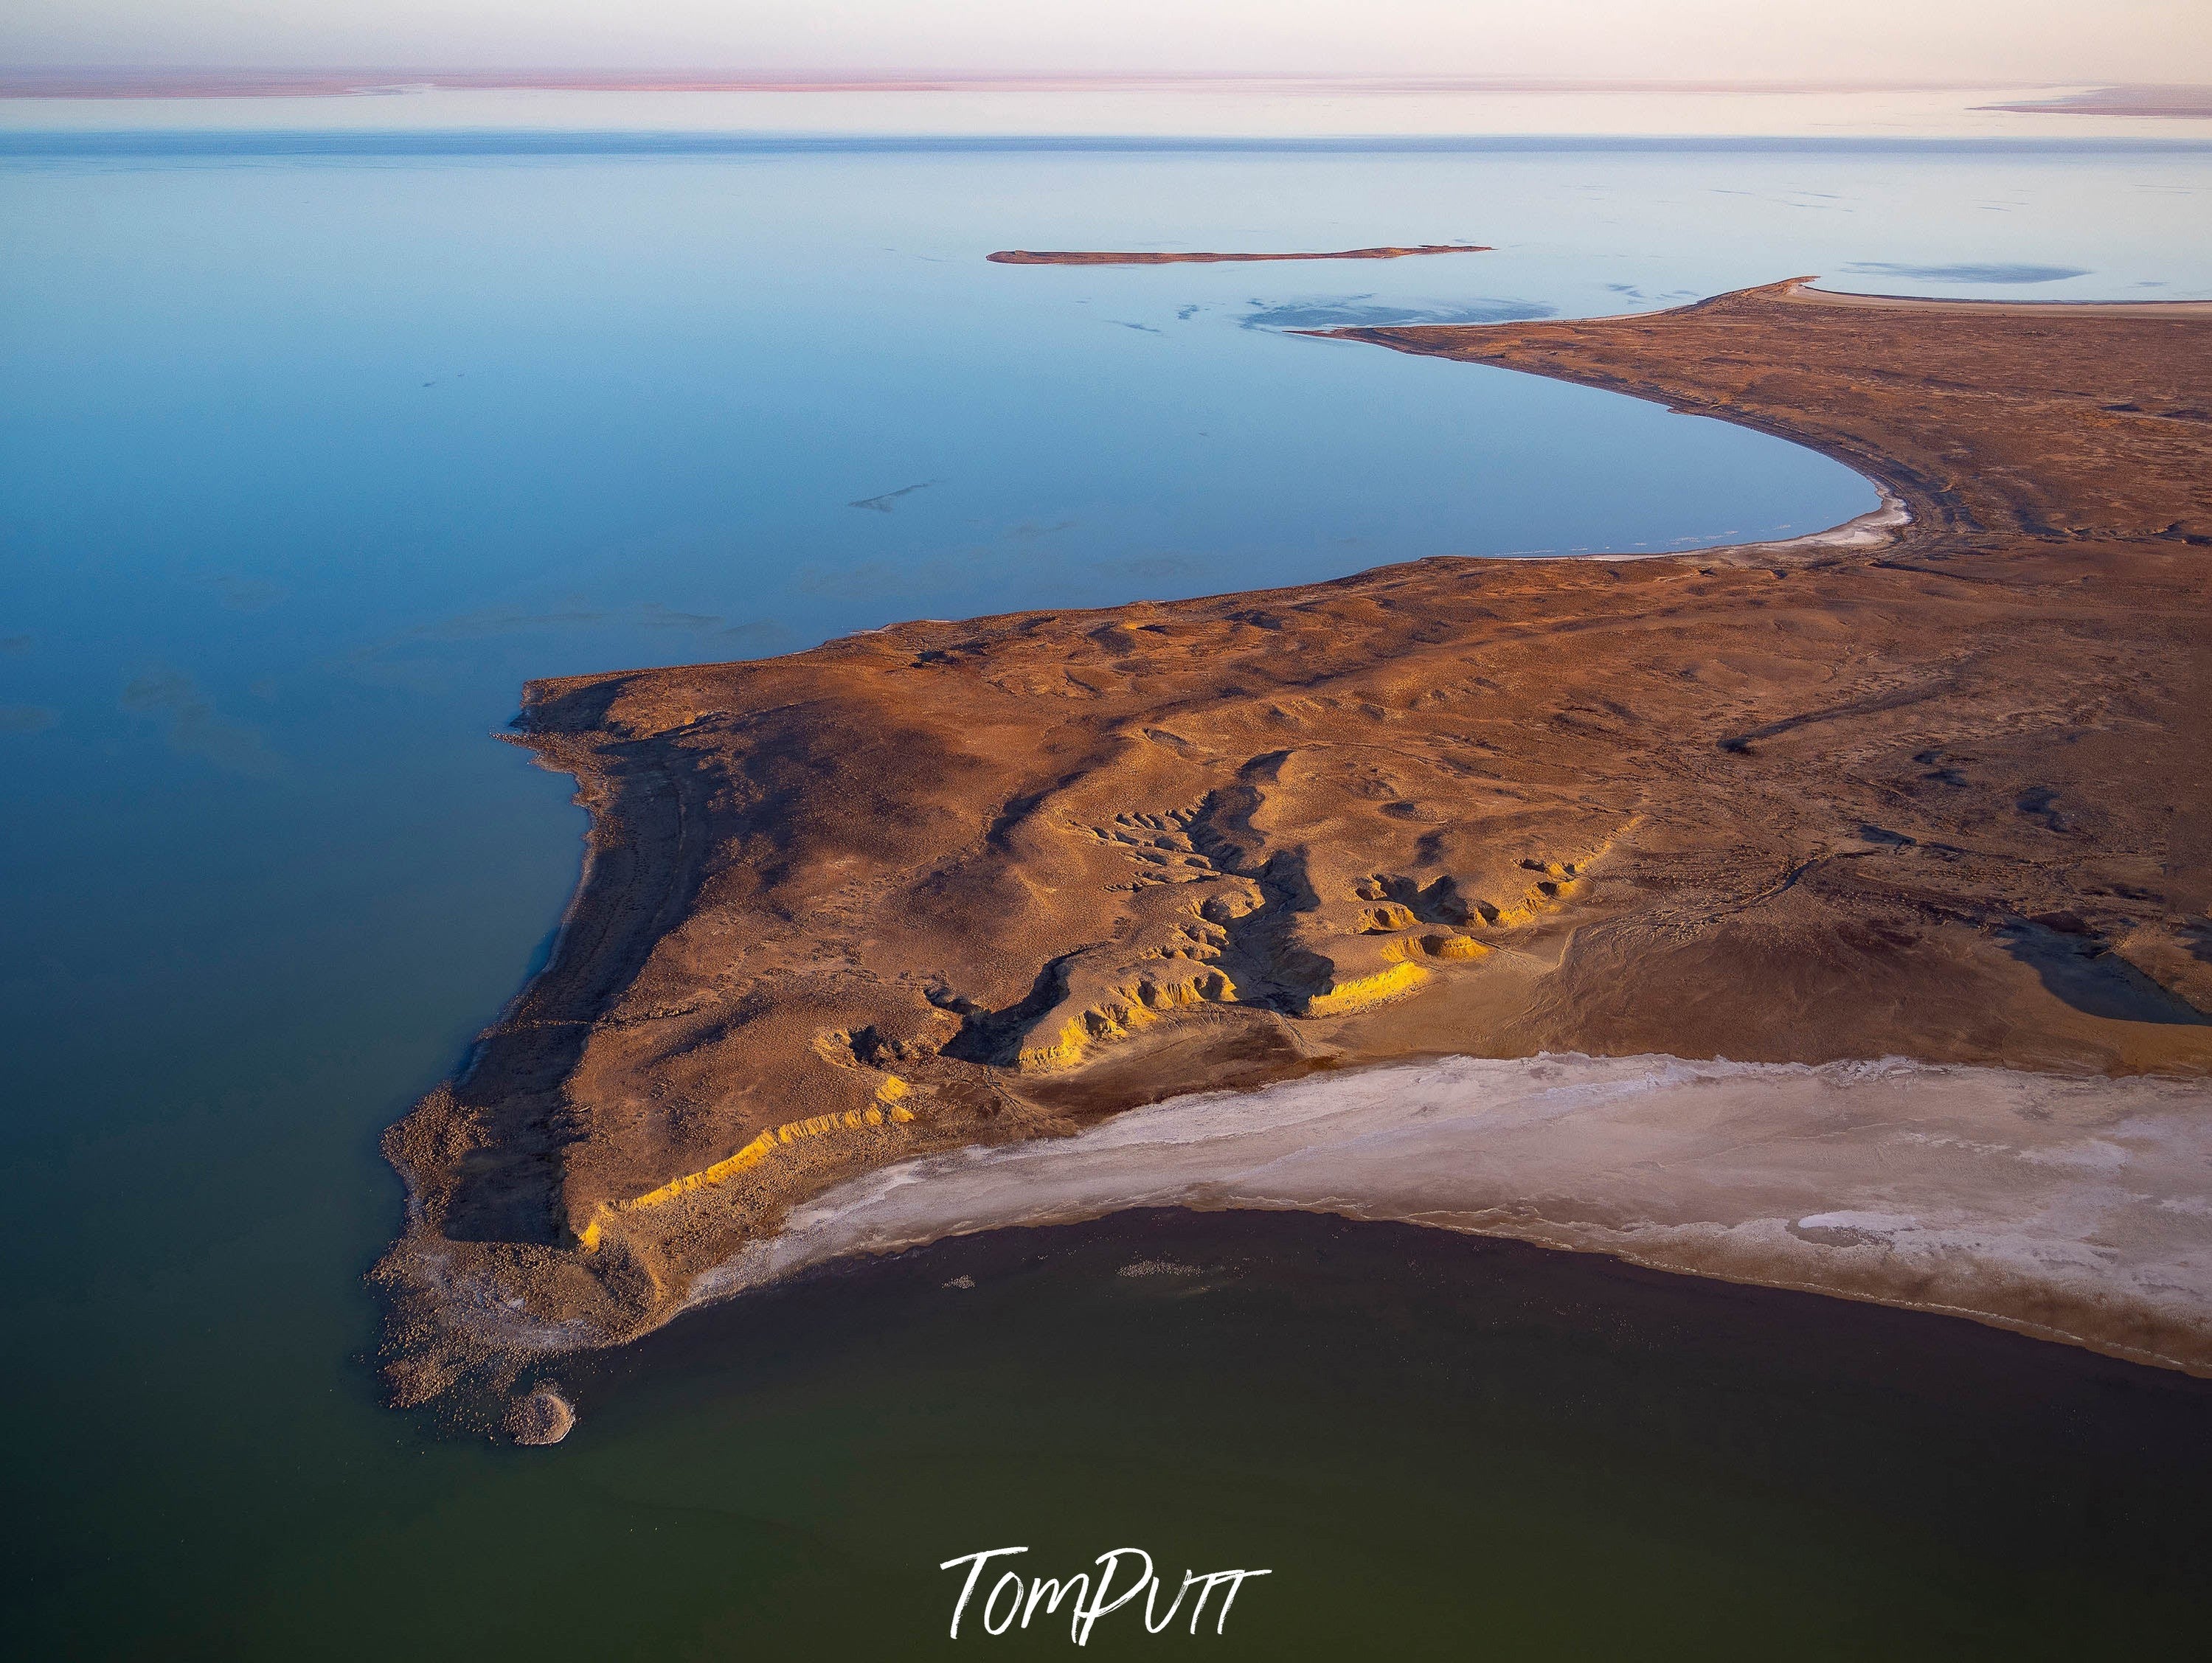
[696,1054,2212,1374]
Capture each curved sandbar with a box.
[987,244,1489,264]
[377,279,2212,1418]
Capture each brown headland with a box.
[378,278,2212,1413]
[986,244,1489,264]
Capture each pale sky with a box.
[2,0,2208,83]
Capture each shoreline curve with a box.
[684,1053,2212,1378]
[374,274,2212,1426]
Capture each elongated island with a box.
[985,243,1489,263]
[378,280,2212,1425]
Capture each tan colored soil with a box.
[376,278,2212,1410]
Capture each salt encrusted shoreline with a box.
[690,1054,2212,1375]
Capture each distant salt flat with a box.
[698,1053,2212,1374]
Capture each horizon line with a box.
[10,130,2211,158]
[0,68,2147,100]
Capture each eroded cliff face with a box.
[377,281,2212,1411]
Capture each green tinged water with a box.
[4,131,2210,1656]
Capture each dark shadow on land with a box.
[1998,919,2211,1025]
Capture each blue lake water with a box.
[4,131,2211,1656]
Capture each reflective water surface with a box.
[3,120,2209,1656]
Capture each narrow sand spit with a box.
[698,1055,2212,1374]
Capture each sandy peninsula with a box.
[987,245,1488,264]
[377,278,2212,1417]
[1983,84,2212,119]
